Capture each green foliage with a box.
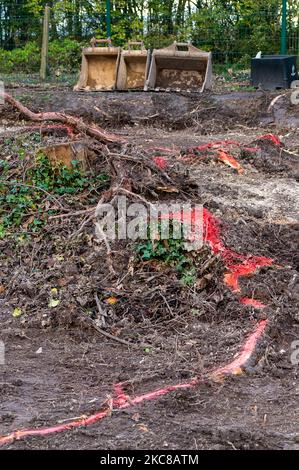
[0,39,83,74]
[0,42,40,73]
[136,237,187,265]
[48,39,83,72]
[0,1,298,73]
[29,154,88,194]
[0,184,39,230]
[135,226,197,286]
[0,153,109,237]
[0,159,9,172]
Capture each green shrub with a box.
[48,39,83,72]
[0,42,40,73]
[0,39,83,74]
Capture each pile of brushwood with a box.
[0,93,296,355]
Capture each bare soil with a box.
[0,88,298,450]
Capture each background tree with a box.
[0,0,298,67]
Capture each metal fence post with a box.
[106,0,111,38]
[40,5,50,81]
[280,0,287,55]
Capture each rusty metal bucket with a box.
[74,38,121,91]
[116,41,151,90]
[144,42,212,92]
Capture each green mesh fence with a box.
[0,1,298,74]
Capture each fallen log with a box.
[1,92,125,144]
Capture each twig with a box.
[159,291,174,317]
[135,113,160,121]
[91,320,153,350]
[92,323,135,347]
[82,313,148,349]
[190,106,216,115]
[116,188,156,210]
[282,148,299,158]
[227,441,237,451]
[69,212,95,239]
[93,106,113,119]
[49,207,96,220]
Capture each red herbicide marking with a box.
[223,257,273,293]
[0,208,273,447]
[213,319,268,376]
[217,149,244,174]
[152,134,281,172]
[186,141,244,173]
[184,134,282,170]
[203,209,273,292]
[118,377,200,408]
[152,156,168,169]
[240,298,267,309]
[243,147,260,153]
[113,383,130,407]
[161,207,273,294]
[259,134,281,146]
[188,135,281,154]
[0,318,267,446]
[181,148,244,173]
[0,411,108,446]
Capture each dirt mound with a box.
[1,89,279,132]
[240,138,299,178]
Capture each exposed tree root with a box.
[1,92,125,144]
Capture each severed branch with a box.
[1,92,125,144]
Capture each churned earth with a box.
[0,87,298,449]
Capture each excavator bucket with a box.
[144,42,212,92]
[74,38,121,91]
[116,41,151,90]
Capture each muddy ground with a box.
[5,87,299,131]
[0,88,298,450]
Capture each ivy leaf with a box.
[13,307,22,317]
[48,299,60,308]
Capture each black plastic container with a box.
[251,55,297,90]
